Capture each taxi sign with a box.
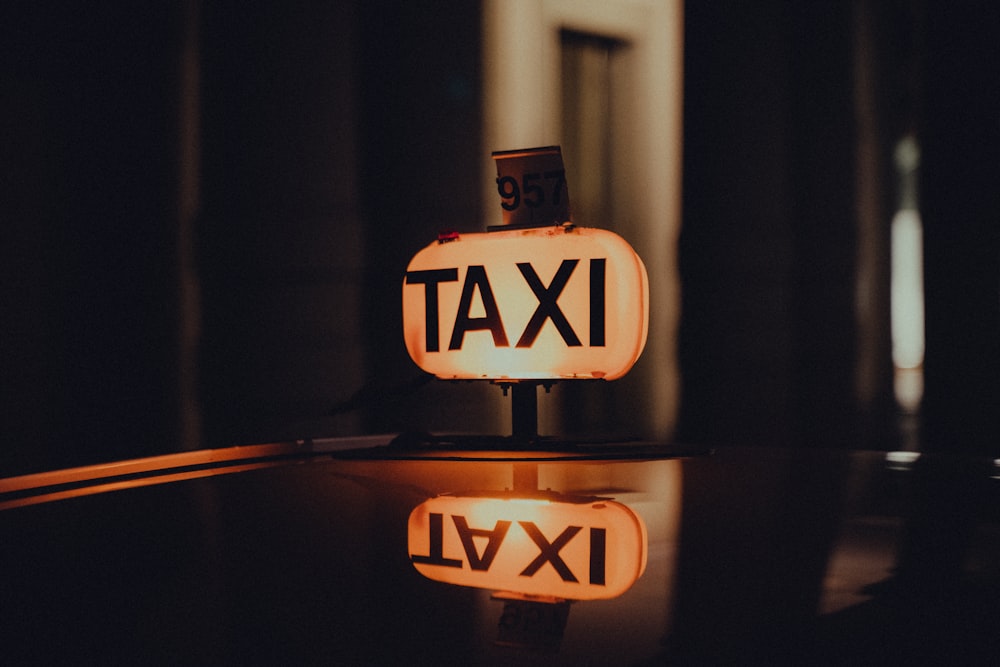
[408,493,647,600]
[402,226,648,380]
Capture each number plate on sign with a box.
[402,227,648,380]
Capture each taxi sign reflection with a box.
[408,492,647,600]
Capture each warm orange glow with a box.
[408,493,647,600]
[402,227,648,380]
[0,442,321,510]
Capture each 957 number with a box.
[496,170,567,211]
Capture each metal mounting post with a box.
[510,382,538,442]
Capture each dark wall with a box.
[198,1,367,446]
[678,1,999,453]
[198,0,488,442]
[919,3,1000,455]
[2,2,189,473]
[1,0,486,475]
[678,2,863,449]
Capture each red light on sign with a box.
[402,226,648,380]
[407,493,647,600]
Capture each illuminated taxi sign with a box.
[402,226,648,380]
[408,494,647,600]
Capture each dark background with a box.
[680,1,999,456]
[2,1,997,475]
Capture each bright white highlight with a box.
[890,208,925,370]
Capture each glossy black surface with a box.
[3,443,998,664]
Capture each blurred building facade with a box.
[2,0,997,474]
